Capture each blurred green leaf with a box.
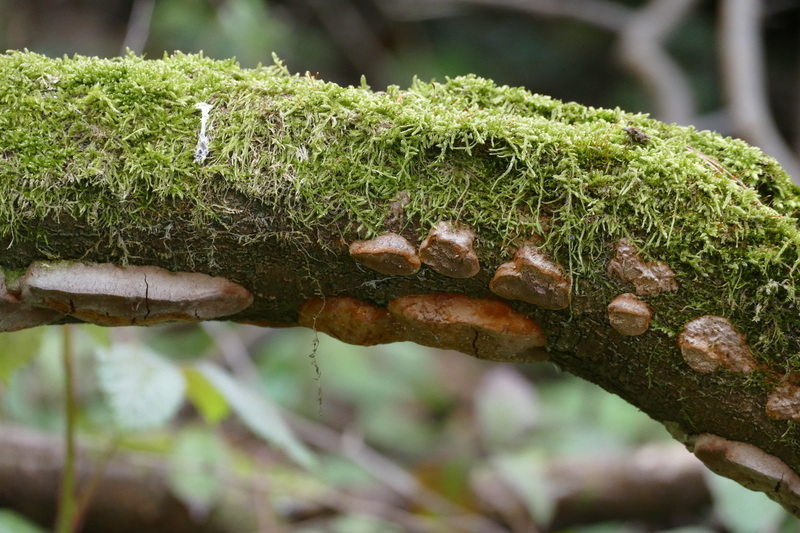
[196,362,314,468]
[0,328,44,384]
[704,471,787,533]
[96,343,186,431]
[183,366,230,423]
[0,509,48,533]
[167,426,229,515]
[475,366,539,450]
[492,451,555,528]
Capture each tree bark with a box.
[2,51,800,514]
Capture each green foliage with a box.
[167,425,230,515]
[183,366,231,423]
[0,328,43,384]
[0,510,48,533]
[196,361,314,467]
[96,343,186,431]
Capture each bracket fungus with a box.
[0,270,64,332]
[489,245,571,310]
[418,221,481,278]
[349,233,421,276]
[298,297,402,346]
[606,239,677,296]
[387,293,548,362]
[693,433,800,512]
[21,262,253,326]
[766,383,800,422]
[607,293,651,336]
[677,315,756,374]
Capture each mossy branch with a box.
[3,51,800,514]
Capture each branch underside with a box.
[3,51,800,514]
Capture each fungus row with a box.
[1,261,253,330]
[298,293,547,362]
[349,228,574,312]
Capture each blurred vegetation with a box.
[1,0,800,531]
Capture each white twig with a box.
[120,0,156,55]
[719,0,800,182]
[194,102,213,164]
[617,0,699,124]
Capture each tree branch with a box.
[2,51,800,516]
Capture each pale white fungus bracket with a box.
[606,239,677,295]
[692,433,800,513]
[21,262,253,326]
[607,293,651,336]
[766,383,800,422]
[349,233,421,276]
[0,269,64,332]
[298,297,403,346]
[387,293,548,362]
[418,221,480,278]
[677,315,756,374]
[489,245,571,310]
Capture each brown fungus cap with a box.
[418,221,480,278]
[677,315,756,374]
[607,293,651,336]
[693,433,800,511]
[0,270,64,332]
[606,239,677,296]
[489,246,571,310]
[766,383,800,422]
[298,297,403,346]
[22,262,253,326]
[349,233,421,276]
[387,293,548,362]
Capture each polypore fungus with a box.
[606,239,677,295]
[766,383,800,422]
[349,233,421,276]
[298,297,403,346]
[387,293,548,362]
[677,315,756,374]
[693,433,800,512]
[489,245,571,310]
[418,221,480,278]
[0,269,64,332]
[21,262,253,326]
[607,293,651,336]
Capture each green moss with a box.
[2,50,800,375]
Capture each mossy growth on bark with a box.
[4,51,800,466]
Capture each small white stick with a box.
[194,102,213,164]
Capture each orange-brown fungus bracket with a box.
[677,315,756,374]
[606,238,678,296]
[607,293,651,336]
[349,233,421,276]
[489,245,571,310]
[298,293,548,363]
[418,221,481,278]
[388,293,548,362]
[298,297,402,346]
[21,262,253,326]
